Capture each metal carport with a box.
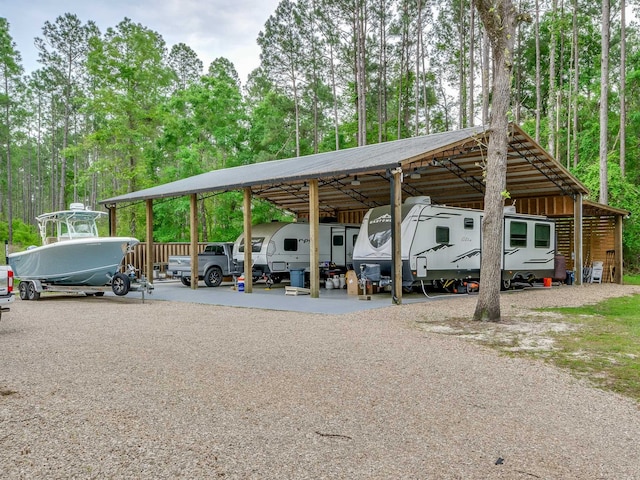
[100,123,624,302]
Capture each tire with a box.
[501,279,511,291]
[180,277,191,287]
[26,281,41,301]
[19,282,28,300]
[204,267,223,287]
[112,273,131,296]
[95,292,105,297]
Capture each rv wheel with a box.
[19,282,28,300]
[112,273,131,296]
[26,281,40,301]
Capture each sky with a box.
[0,0,281,83]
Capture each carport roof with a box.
[100,123,591,215]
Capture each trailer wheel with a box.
[501,279,511,291]
[19,282,28,300]
[26,281,41,301]
[112,273,131,296]
[204,267,223,287]
[180,277,191,287]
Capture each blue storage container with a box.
[290,269,305,288]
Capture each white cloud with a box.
[0,0,279,82]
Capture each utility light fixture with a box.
[351,176,360,186]
[410,169,421,179]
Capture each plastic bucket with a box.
[543,277,552,288]
[238,275,245,292]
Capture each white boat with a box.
[8,203,139,287]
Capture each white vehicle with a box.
[352,197,556,290]
[0,265,14,320]
[233,221,360,282]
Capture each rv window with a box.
[510,222,527,247]
[535,223,551,248]
[284,238,298,251]
[436,226,450,244]
[464,218,474,229]
[333,235,344,246]
[239,237,264,253]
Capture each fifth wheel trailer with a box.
[352,197,556,290]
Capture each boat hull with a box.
[8,238,139,286]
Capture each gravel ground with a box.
[1,284,640,479]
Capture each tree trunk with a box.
[547,0,557,154]
[572,0,579,167]
[535,0,541,142]
[472,0,518,322]
[620,0,626,177]
[482,28,489,125]
[469,4,475,127]
[599,0,610,204]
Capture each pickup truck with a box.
[168,242,238,287]
[0,265,15,320]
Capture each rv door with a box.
[331,229,346,267]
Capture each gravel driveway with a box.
[1,284,640,479]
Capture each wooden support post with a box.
[309,179,320,298]
[243,187,253,293]
[573,193,583,285]
[108,205,117,237]
[614,214,624,284]
[190,194,198,290]
[391,168,403,304]
[145,200,154,284]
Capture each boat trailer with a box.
[17,267,154,302]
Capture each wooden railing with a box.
[124,242,208,276]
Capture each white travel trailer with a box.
[352,197,556,290]
[233,221,361,282]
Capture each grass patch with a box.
[538,294,640,401]
[623,274,640,285]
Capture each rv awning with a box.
[100,123,590,216]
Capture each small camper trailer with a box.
[352,197,556,290]
[233,221,360,282]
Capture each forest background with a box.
[1,0,640,269]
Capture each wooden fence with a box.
[125,242,208,276]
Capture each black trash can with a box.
[565,270,575,285]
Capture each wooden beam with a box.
[145,199,154,283]
[108,205,116,236]
[391,169,403,304]
[574,194,583,285]
[615,214,624,284]
[190,194,198,290]
[243,187,253,293]
[309,179,320,298]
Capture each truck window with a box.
[535,223,551,248]
[284,238,298,252]
[510,221,527,247]
[436,226,449,244]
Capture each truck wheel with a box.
[180,277,191,287]
[19,282,28,300]
[204,267,223,287]
[26,281,41,301]
[112,273,131,296]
